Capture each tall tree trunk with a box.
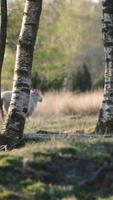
[0,0,7,119]
[2,0,42,149]
[95,0,113,135]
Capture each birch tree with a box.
[95,0,113,135]
[1,0,43,149]
[0,0,7,119]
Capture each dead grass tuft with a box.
[35,90,103,116]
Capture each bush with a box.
[47,76,64,91]
[31,72,48,92]
[93,75,104,89]
[31,72,64,92]
[31,72,41,89]
[64,63,92,92]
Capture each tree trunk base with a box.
[95,119,113,135]
[0,134,25,150]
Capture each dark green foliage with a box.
[93,75,104,89]
[31,72,42,89]
[47,76,64,91]
[64,63,92,92]
[31,72,64,91]
[31,72,48,92]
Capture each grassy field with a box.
[0,137,113,200]
[24,90,102,134]
[25,114,97,134]
[1,90,113,200]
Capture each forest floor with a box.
[0,114,113,200]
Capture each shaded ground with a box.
[0,139,113,199]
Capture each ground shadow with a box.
[0,139,113,199]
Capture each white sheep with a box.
[1,90,42,118]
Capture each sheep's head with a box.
[30,89,42,103]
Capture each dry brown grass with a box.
[35,90,103,116]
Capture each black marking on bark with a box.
[104,42,113,47]
[21,88,30,93]
[23,108,28,114]
[103,100,113,104]
[15,69,30,78]
[20,43,34,50]
[14,83,30,89]
[28,0,42,3]
[25,23,37,27]
[110,93,113,97]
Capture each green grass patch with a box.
[0,138,113,199]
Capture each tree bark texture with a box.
[95,0,113,135]
[2,0,42,147]
[0,0,7,119]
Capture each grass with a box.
[37,90,103,116]
[0,139,113,200]
[25,114,97,134]
[25,90,102,134]
[0,111,113,200]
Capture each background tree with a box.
[2,0,43,149]
[64,63,92,92]
[95,0,113,135]
[0,0,7,118]
[3,0,103,91]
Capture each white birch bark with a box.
[1,0,42,149]
[95,0,113,134]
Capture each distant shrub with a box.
[64,63,92,92]
[31,72,48,92]
[47,76,64,91]
[32,63,92,92]
[31,72,41,89]
[93,75,104,89]
[31,72,64,92]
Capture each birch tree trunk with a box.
[0,0,7,119]
[2,0,42,149]
[0,0,7,70]
[95,0,113,135]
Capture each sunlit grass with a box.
[37,90,103,116]
[24,90,102,134]
[25,114,97,134]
